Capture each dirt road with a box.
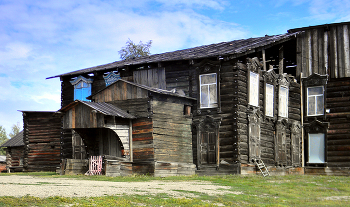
[0,175,241,198]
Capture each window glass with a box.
[279,86,288,117]
[265,84,274,117]
[70,76,93,101]
[249,72,259,107]
[307,86,324,116]
[200,73,217,108]
[308,133,325,163]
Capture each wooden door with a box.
[200,131,216,164]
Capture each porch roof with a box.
[59,100,136,119]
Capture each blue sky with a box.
[0,0,349,134]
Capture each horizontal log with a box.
[328,145,350,151]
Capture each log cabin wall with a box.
[6,147,24,168]
[132,118,154,163]
[326,78,350,167]
[23,112,62,172]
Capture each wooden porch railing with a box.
[87,156,102,175]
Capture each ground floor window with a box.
[308,133,325,163]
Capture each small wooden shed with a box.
[0,131,25,172]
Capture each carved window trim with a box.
[278,86,289,118]
[103,72,120,86]
[302,73,328,118]
[70,75,93,101]
[263,69,278,120]
[303,120,329,166]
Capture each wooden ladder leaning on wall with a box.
[252,158,270,177]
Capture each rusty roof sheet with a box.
[47,32,299,79]
[59,100,136,119]
[1,130,24,148]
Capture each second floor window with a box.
[200,73,217,108]
[249,72,259,107]
[307,86,324,116]
[279,86,288,118]
[265,83,274,117]
[70,76,93,101]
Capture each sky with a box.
[0,0,350,135]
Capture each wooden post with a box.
[129,119,133,162]
[300,75,304,167]
[279,45,284,75]
[262,49,267,71]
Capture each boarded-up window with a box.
[307,86,324,116]
[249,115,260,160]
[265,83,274,117]
[200,73,217,108]
[249,72,259,107]
[308,133,325,163]
[279,86,288,117]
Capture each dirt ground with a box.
[0,175,241,198]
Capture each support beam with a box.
[279,45,284,75]
[262,49,267,71]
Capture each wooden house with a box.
[289,21,350,175]
[0,131,24,172]
[49,32,304,176]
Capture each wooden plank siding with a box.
[326,78,350,167]
[296,23,350,79]
[152,100,193,163]
[23,112,62,172]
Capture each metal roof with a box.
[47,32,299,79]
[59,100,136,119]
[1,130,24,148]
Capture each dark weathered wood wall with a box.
[326,78,350,167]
[23,112,61,172]
[132,118,154,162]
[296,23,350,79]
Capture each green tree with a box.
[118,39,152,60]
[9,122,21,138]
[0,126,8,155]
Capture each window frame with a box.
[249,71,259,107]
[307,86,324,116]
[278,86,289,118]
[265,83,274,117]
[70,75,93,101]
[199,73,218,109]
[308,133,326,164]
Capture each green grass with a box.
[0,173,350,206]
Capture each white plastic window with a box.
[249,72,259,107]
[200,73,217,108]
[265,84,274,117]
[307,86,324,116]
[279,86,288,118]
[308,133,325,163]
